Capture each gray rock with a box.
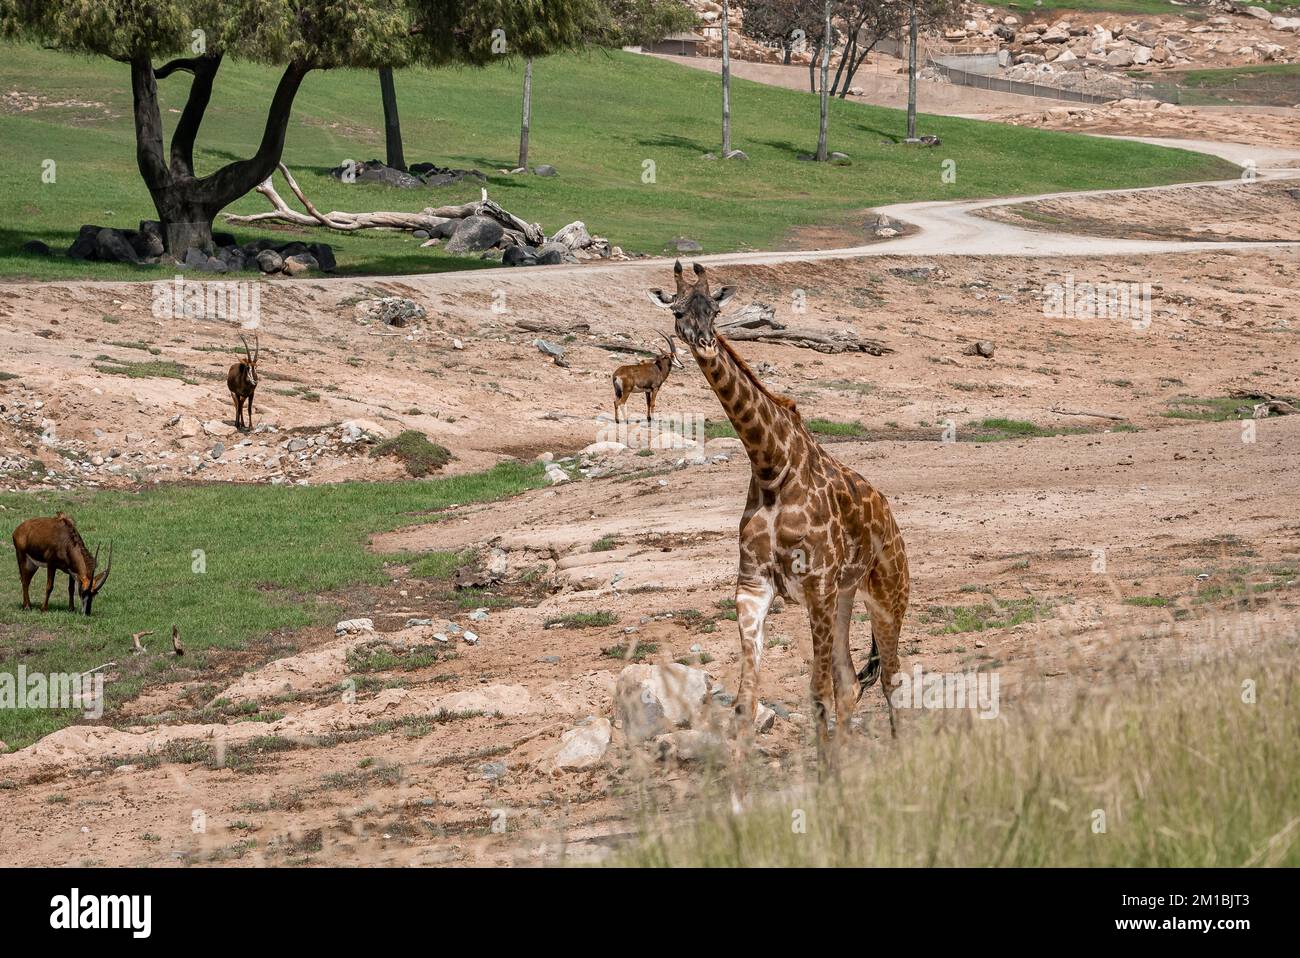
[95,228,140,264]
[445,215,504,254]
[503,245,539,267]
[532,164,558,176]
[615,663,711,743]
[307,243,336,272]
[256,250,284,273]
[674,237,703,253]
[353,296,426,327]
[282,253,317,275]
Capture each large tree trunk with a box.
[129,53,310,259]
[721,1,732,154]
[378,67,406,171]
[518,57,533,169]
[816,1,831,161]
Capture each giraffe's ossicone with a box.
[648,261,910,762]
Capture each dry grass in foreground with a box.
[620,624,1300,867]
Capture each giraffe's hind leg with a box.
[862,562,908,738]
[831,582,864,736]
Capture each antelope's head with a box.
[238,334,260,387]
[646,261,736,354]
[78,540,112,615]
[657,332,685,371]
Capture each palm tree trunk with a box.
[721,1,732,154]
[518,57,534,170]
[816,0,831,161]
[907,4,919,140]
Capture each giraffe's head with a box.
[646,261,736,353]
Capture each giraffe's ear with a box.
[713,285,737,308]
[646,289,674,309]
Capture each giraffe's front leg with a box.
[733,575,775,733]
[806,592,839,771]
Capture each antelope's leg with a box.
[42,565,55,612]
[17,553,33,610]
[645,390,653,424]
[247,391,254,430]
[68,571,76,611]
[232,392,242,430]
[733,576,775,731]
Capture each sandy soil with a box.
[1,232,1298,865]
[1001,101,1300,149]
[979,178,1300,242]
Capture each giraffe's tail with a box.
[856,630,881,691]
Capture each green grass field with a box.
[0,463,546,749]
[0,42,1237,280]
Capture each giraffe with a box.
[648,261,910,762]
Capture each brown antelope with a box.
[12,513,113,615]
[611,333,684,424]
[227,334,260,431]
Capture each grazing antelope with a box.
[611,333,684,424]
[227,334,260,431]
[12,513,113,615]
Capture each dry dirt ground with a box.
[1001,101,1300,148]
[979,178,1300,242]
[1,231,1298,865]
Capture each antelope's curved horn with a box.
[658,332,676,354]
[252,333,260,363]
[93,541,113,591]
[239,335,253,364]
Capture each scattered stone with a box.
[353,296,426,328]
[674,237,703,253]
[963,340,996,358]
[203,420,235,438]
[335,618,375,635]
[615,663,711,743]
[532,164,558,177]
[406,618,433,627]
[549,718,612,770]
[654,729,725,762]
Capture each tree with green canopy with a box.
[0,0,596,256]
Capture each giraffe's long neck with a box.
[692,337,806,486]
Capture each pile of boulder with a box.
[500,220,621,267]
[964,4,1300,81]
[328,158,487,189]
[22,220,334,276]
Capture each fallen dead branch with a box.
[722,326,892,355]
[1051,407,1126,421]
[223,163,544,244]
